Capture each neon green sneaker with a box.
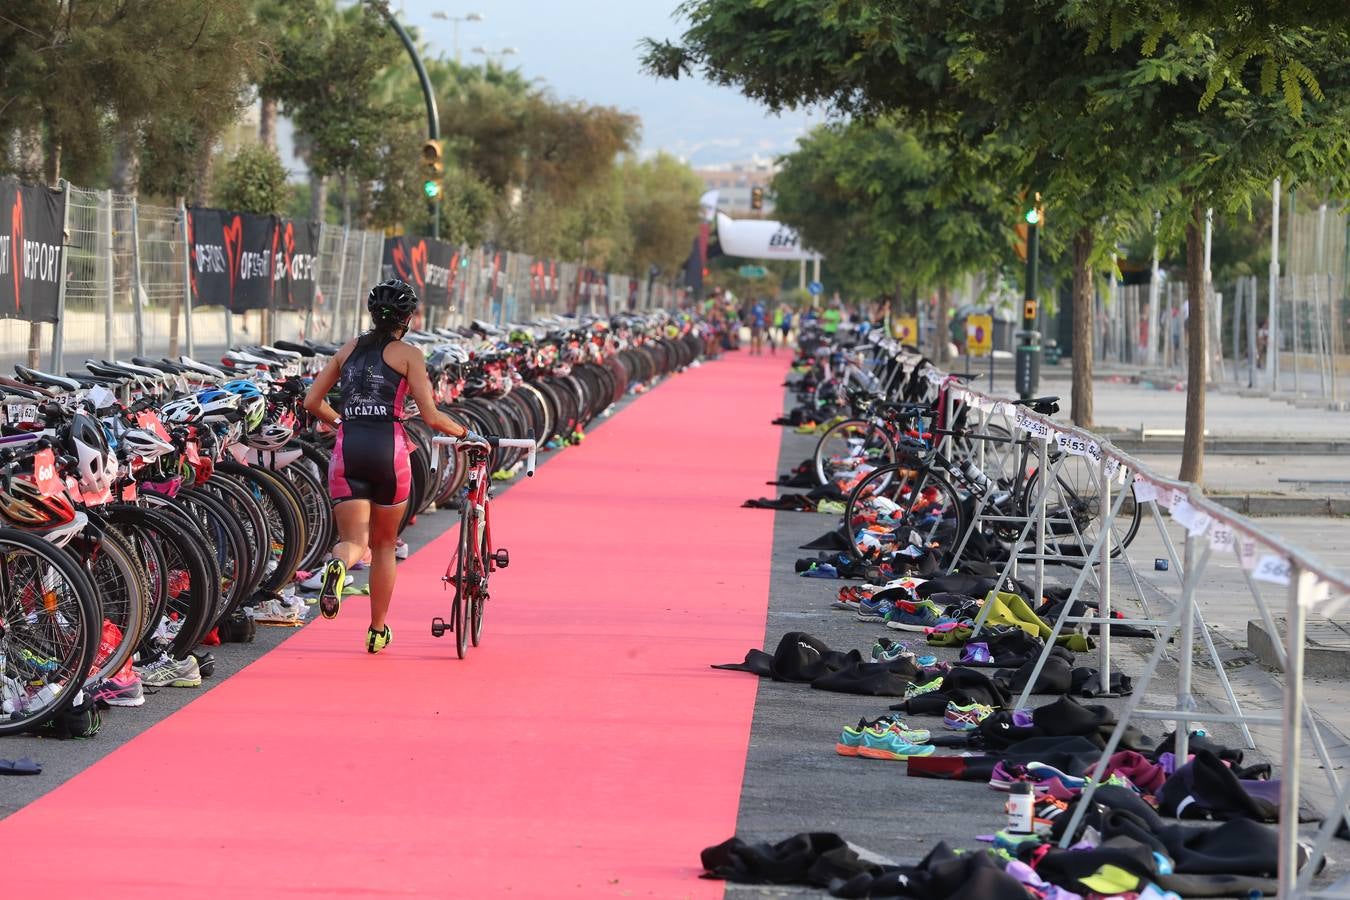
[904,676,945,699]
[365,625,392,654]
[319,558,347,620]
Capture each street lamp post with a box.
[472,46,519,68]
[375,7,442,239]
[430,11,483,64]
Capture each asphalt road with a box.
[725,392,1262,897]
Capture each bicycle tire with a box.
[471,529,487,647]
[199,474,270,599]
[0,528,100,737]
[107,504,217,657]
[81,522,149,684]
[1021,463,1141,559]
[812,418,898,487]
[842,463,967,562]
[216,461,306,600]
[453,507,471,660]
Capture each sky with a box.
[389,0,819,167]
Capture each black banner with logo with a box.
[0,178,65,323]
[187,207,278,312]
[382,236,458,307]
[273,218,321,312]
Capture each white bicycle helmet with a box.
[67,411,117,498]
[161,395,203,424]
[244,411,295,451]
[196,388,241,422]
[120,427,175,462]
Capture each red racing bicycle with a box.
[430,434,537,658]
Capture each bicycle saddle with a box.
[272,340,316,357]
[15,365,82,392]
[1016,396,1060,415]
[0,376,53,398]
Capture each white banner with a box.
[715,212,822,262]
[699,189,719,223]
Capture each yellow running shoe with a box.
[318,558,347,620]
[366,625,392,654]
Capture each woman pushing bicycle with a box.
[303,279,476,653]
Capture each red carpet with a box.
[0,352,787,897]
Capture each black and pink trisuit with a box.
[329,333,412,506]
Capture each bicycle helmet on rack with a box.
[245,410,296,452]
[120,426,175,462]
[66,411,117,498]
[0,473,76,528]
[196,387,241,422]
[161,395,203,424]
[222,379,267,427]
[368,279,419,328]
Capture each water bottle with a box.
[961,458,992,492]
[1006,781,1034,834]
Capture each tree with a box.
[772,118,1013,363]
[214,144,291,214]
[619,154,704,277]
[260,1,402,225]
[0,0,259,192]
[643,1,1350,477]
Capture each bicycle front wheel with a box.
[471,530,487,647]
[813,419,896,488]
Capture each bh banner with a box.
[273,218,321,312]
[0,178,66,323]
[187,207,278,312]
[714,212,821,262]
[382,236,459,307]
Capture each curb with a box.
[1109,439,1350,455]
[1208,494,1350,517]
[1247,619,1350,678]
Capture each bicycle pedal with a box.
[492,548,509,569]
[430,617,447,638]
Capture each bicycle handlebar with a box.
[432,434,537,477]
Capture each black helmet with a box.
[368,278,419,326]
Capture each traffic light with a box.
[1014,192,1043,260]
[1022,192,1043,226]
[421,139,444,200]
[750,186,764,211]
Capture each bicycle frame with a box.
[429,434,536,656]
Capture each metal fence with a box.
[1088,202,1349,408]
[10,179,679,375]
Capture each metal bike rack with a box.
[936,381,1350,899]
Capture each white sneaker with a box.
[135,653,201,688]
[299,570,324,590]
[395,539,409,560]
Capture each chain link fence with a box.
[1084,202,1349,408]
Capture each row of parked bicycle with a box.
[0,312,711,735]
[789,326,1140,577]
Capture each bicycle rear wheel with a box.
[843,463,966,562]
[471,530,487,647]
[1022,458,1140,560]
[813,419,896,487]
